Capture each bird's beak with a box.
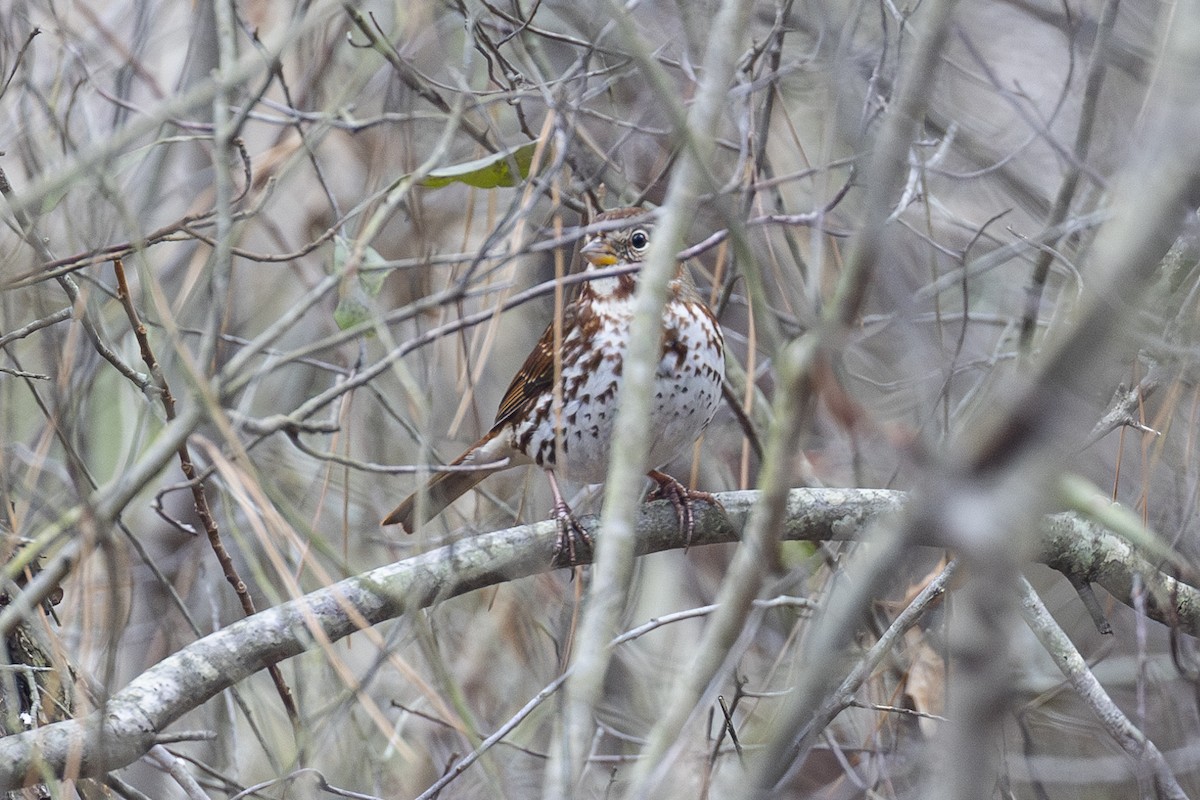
[580,237,618,266]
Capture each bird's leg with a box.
[646,469,722,549]
[545,470,591,566]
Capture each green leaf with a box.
[332,235,351,274]
[333,284,373,332]
[332,234,391,296]
[419,141,537,189]
[357,245,390,296]
[38,183,71,215]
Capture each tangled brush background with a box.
[1,1,1199,797]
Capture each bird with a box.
[382,206,726,562]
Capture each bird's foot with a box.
[545,470,592,567]
[647,469,722,549]
[550,500,592,567]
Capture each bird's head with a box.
[578,206,655,299]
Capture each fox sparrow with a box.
[382,207,725,561]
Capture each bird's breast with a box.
[509,295,724,484]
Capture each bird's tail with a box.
[381,431,515,532]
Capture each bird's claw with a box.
[551,501,592,567]
[647,470,722,549]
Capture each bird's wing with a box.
[491,302,577,429]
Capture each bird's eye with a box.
[629,229,650,251]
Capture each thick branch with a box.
[0,487,1195,789]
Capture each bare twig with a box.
[1017,0,1121,351]
[1018,576,1188,800]
[111,258,299,727]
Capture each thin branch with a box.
[627,335,818,796]
[0,166,152,391]
[0,307,72,348]
[786,560,957,769]
[1018,0,1120,351]
[1018,576,1188,800]
[111,259,299,726]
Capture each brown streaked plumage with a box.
[382,207,725,561]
